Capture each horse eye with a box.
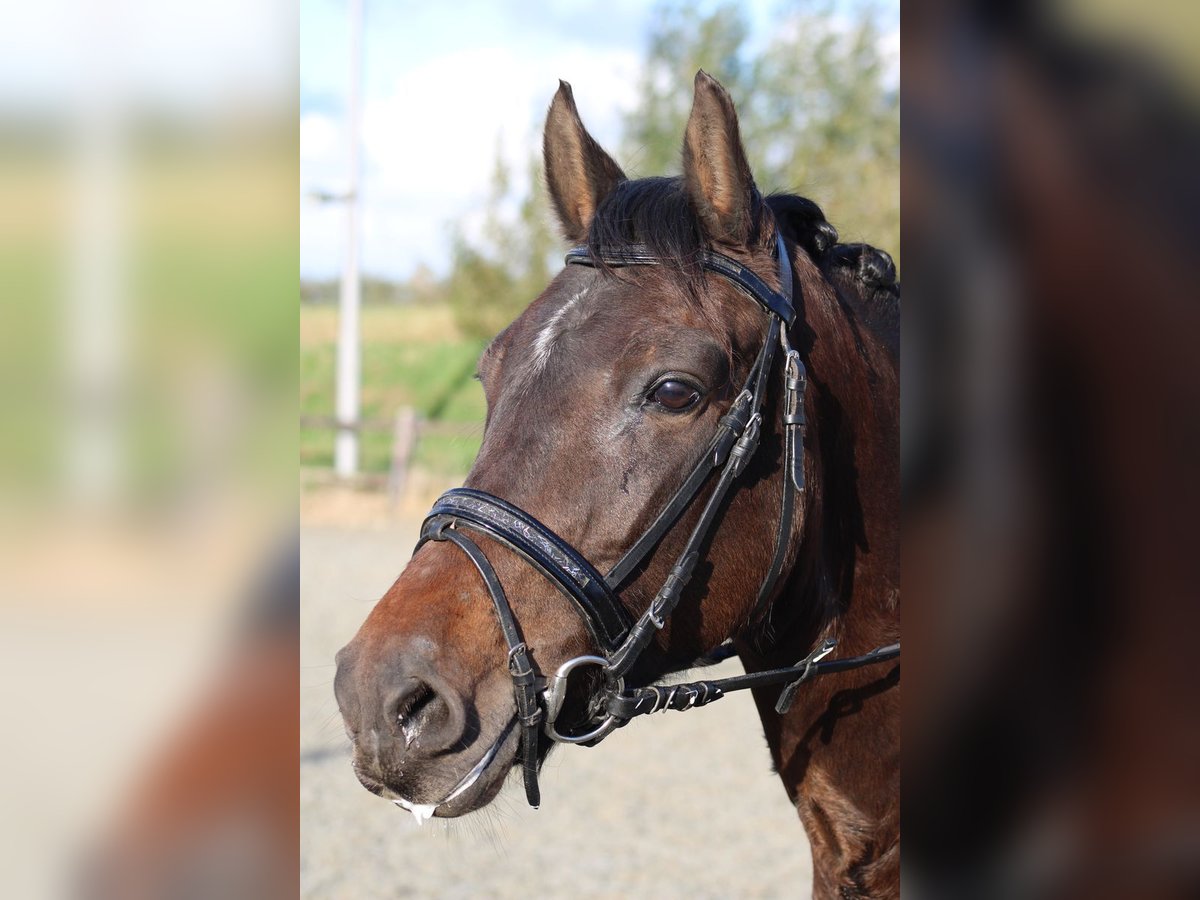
[650,380,701,411]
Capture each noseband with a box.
[416,232,899,808]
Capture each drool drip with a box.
[393,797,437,826]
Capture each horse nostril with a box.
[386,679,442,749]
[383,672,467,756]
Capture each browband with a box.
[565,234,796,326]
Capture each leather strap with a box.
[602,317,779,679]
[566,233,796,325]
[432,527,542,807]
[746,455,796,629]
[603,379,756,589]
[604,641,900,721]
[421,489,632,653]
[745,338,809,627]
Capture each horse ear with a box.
[543,81,626,243]
[681,70,758,246]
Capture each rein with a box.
[416,232,900,808]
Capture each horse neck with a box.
[751,252,900,898]
[799,255,900,656]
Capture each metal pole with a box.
[335,0,363,478]
[68,24,125,507]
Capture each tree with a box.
[443,149,557,340]
[444,0,899,340]
[624,1,899,262]
[621,3,753,177]
[750,2,899,259]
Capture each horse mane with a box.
[584,177,899,357]
[821,244,900,360]
[767,193,900,361]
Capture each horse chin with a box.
[355,716,522,821]
[424,720,522,818]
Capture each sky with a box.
[300,0,899,282]
[0,1,294,116]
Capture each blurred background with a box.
[0,0,297,896]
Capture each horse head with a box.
[334,71,899,859]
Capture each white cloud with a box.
[880,27,900,91]
[300,0,898,280]
[307,42,641,279]
[1,0,293,114]
[300,112,343,165]
[300,109,350,277]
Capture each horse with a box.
[335,71,900,899]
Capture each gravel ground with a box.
[301,521,812,899]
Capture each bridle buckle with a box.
[774,638,838,714]
[541,655,624,745]
[728,413,762,477]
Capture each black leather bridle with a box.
[416,232,899,808]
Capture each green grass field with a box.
[300,305,487,476]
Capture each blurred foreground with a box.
[904,1,1200,896]
[0,2,297,896]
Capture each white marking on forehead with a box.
[530,284,589,374]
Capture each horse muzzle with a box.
[334,637,519,818]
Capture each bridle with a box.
[415,231,900,808]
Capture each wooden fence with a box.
[300,408,478,502]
